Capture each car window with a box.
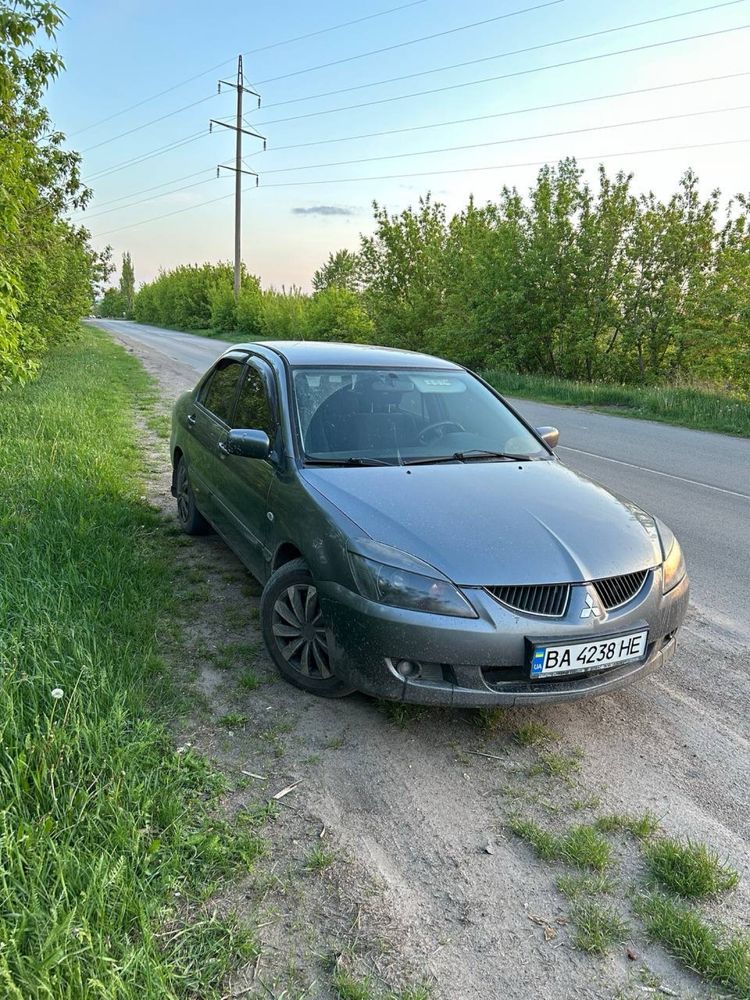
[233,366,273,434]
[291,366,545,464]
[201,360,243,423]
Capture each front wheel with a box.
[260,559,354,698]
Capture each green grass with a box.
[332,969,432,1000]
[595,811,660,840]
[483,369,750,438]
[218,712,248,729]
[557,873,616,899]
[570,900,630,954]
[513,720,560,747]
[239,669,262,690]
[644,837,740,898]
[509,818,612,871]
[305,844,336,873]
[636,893,750,996]
[0,328,261,998]
[530,747,583,783]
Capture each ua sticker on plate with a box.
[531,629,648,678]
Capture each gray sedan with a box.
[170,341,688,706]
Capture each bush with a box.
[259,287,308,340]
[236,276,263,338]
[208,283,236,333]
[305,286,373,342]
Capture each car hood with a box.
[300,460,662,586]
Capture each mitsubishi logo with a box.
[580,592,602,619]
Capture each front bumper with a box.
[319,570,689,706]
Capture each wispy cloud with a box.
[292,205,356,217]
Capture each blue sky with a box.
[48,0,750,289]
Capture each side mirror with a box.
[536,425,560,449]
[225,429,270,459]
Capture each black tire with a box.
[174,454,211,535]
[261,558,354,698]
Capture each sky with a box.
[46,0,750,290]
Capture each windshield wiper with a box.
[304,456,395,467]
[403,450,532,466]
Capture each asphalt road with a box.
[89,319,750,641]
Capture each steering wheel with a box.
[418,420,466,444]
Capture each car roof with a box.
[232,340,462,370]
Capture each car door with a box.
[188,354,246,534]
[214,357,279,578]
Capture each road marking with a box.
[559,445,750,500]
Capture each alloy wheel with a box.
[176,461,191,523]
[272,584,332,678]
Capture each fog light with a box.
[395,659,421,678]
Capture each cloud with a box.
[292,205,356,217]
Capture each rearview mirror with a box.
[225,429,270,459]
[536,425,560,449]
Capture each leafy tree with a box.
[96,287,127,318]
[0,1,101,387]
[312,249,359,292]
[119,252,135,317]
[306,286,373,342]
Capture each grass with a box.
[595,811,660,840]
[570,900,629,954]
[530,747,583,783]
[0,327,261,997]
[636,893,750,997]
[513,720,560,747]
[509,818,612,872]
[332,969,432,1000]
[483,369,750,438]
[557,873,616,899]
[644,837,740,898]
[239,669,262,690]
[218,712,248,729]
[305,844,336,873]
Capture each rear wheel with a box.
[174,455,211,535]
[261,558,354,697]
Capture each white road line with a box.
[559,445,750,500]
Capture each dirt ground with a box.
[116,332,749,1000]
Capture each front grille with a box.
[592,570,649,610]
[487,583,570,618]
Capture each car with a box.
[170,341,689,706]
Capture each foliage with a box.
[0,328,261,997]
[313,248,360,291]
[306,285,374,342]
[119,250,135,315]
[0,1,102,387]
[96,285,128,317]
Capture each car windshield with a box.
[291,366,547,465]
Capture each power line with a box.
[251,22,750,129]
[255,0,750,112]
[80,94,220,154]
[248,72,750,156]
[89,136,750,239]
[69,0,432,137]
[254,0,564,85]
[76,174,222,221]
[85,130,209,181]
[77,70,750,218]
[257,103,750,175]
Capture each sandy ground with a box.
[116,331,749,1000]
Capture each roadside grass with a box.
[635,893,750,996]
[239,669,263,690]
[557,873,616,899]
[595,812,660,840]
[0,327,262,998]
[644,838,740,897]
[509,818,612,872]
[305,844,336,873]
[483,370,750,437]
[513,720,560,747]
[530,747,583,783]
[570,900,630,954]
[332,968,432,1000]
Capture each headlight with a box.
[662,537,686,593]
[349,553,477,618]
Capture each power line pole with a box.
[210,56,266,300]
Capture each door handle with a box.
[217,440,229,458]
[186,413,196,427]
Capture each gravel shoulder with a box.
[115,329,750,1000]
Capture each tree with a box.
[119,252,135,317]
[96,288,127,318]
[312,249,359,292]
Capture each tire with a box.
[174,454,211,535]
[261,558,354,698]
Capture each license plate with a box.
[531,629,648,678]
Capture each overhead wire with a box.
[69,0,432,136]
[89,136,750,239]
